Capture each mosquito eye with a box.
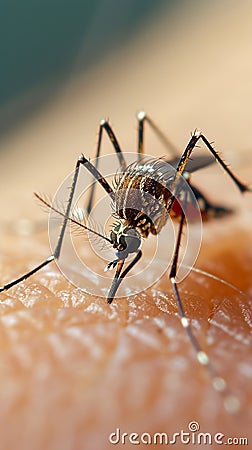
[124,229,141,254]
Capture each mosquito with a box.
[0,112,251,412]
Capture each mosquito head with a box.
[110,223,141,260]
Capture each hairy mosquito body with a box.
[0,111,251,414]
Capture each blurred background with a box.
[1,0,252,219]
[1,0,167,134]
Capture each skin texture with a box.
[1,2,252,449]
[0,160,251,450]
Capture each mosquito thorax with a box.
[110,223,141,260]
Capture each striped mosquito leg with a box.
[175,131,251,193]
[79,154,115,200]
[169,211,240,414]
[0,256,54,293]
[54,156,82,259]
[1,154,114,293]
[1,156,84,292]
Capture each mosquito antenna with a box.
[70,208,110,251]
[34,193,112,244]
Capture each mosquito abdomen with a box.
[114,160,173,236]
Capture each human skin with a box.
[0,160,251,450]
[1,3,252,448]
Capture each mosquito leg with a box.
[79,154,115,199]
[55,153,115,260]
[0,155,115,293]
[0,155,83,291]
[0,256,54,293]
[175,131,251,193]
[107,250,142,304]
[136,111,179,159]
[86,120,126,214]
[169,208,240,413]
